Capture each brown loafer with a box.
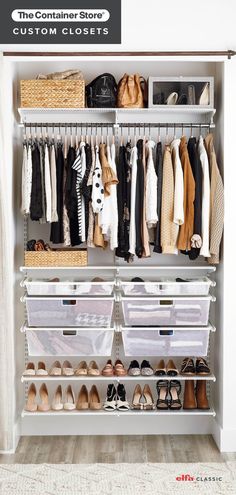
[114,359,127,376]
[102,359,114,377]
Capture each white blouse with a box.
[198,135,210,257]
[98,143,118,250]
[145,140,158,228]
[92,145,104,214]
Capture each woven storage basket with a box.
[24,249,87,267]
[20,80,85,108]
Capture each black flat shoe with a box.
[169,380,182,410]
[156,380,169,410]
[196,357,210,375]
[181,357,195,375]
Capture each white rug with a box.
[0,462,235,495]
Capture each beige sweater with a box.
[204,133,224,264]
[161,145,178,254]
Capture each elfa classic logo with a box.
[176,473,223,482]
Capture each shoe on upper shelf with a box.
[38,383,50,412]
[166,359,178,377]
[141,360,154,376]
[196,357,210,375]
[128,360,141,376]
[24,383,37,412]
[23,362,36,376]
[114,359,127,376]
[88,361,100,376]
[75,361,88,376]
[36,361,48,376]
[102,359,114,377]
[155,359,166,376]
[62,360,74,376]
[52,385,63,411]
[49,361,62,376]
[181,358,195,375]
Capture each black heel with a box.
[169,380,182,410]
[156,380,169,410]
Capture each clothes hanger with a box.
[120,125,124,146]
[165,124,169,145]
[173,123,176,140]
[158,123,161,144]
[190,123,194,139]
[95,124,98,146]
[181,123,184,138]
[57,124,61,144]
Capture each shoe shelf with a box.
[21,374,216,383]
[20,265,216,273]
[21,407,216,417]
[18,107,216,126]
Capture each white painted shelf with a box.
[20,265,216,272]
[22,408,216,417]
[21,373,216,383]
[18,107,216,125]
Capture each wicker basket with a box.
[20,80,85,108]
[24,249,87,267]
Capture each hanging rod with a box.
[4,50,236,58]
[20,122,214,129]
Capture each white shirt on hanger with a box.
[98,142,118,250]
[198,135,211,257]
[21,142,31,215]
[129,144,138,255]
[145,140,158,228]
[92,145,104,214]
[50,142,58,223]
[171,138,184,226]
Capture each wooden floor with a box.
[0,435,236,463]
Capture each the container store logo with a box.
[0,1,121,44]
[11,9,110,23]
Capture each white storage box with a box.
[120,277,214,296]
[122,328,210,357]
[23,278,114,296]
[122,296,212,326]
[26,329,114,356]
[25,296,114,327]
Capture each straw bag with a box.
[117,74,147,108]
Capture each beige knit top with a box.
[161,145,179,254]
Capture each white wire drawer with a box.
[122,296,213,326]
[22,277,114,296]
[26,328,114,356]
[25,296,114,327]
[122,328,210,357]
[120,277,214,296]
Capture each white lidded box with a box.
[122,296,213,326]
[25,296,114,327]
[122,328,210,357]
[22,277,114,296]
[26,328,114,356]
[120,277,214,297]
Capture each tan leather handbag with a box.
[117,73,147,108]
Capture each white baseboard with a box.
[212,419,236,452]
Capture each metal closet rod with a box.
[21,122,213,129]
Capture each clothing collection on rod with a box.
[21,125,224,264]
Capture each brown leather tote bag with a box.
[117,73,147,108]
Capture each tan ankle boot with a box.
[196,380,210,409]
[183,380,197,409]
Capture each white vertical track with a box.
[23,216,29,400]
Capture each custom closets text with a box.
[21,131,224,264]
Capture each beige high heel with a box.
[89,385,101,410]
[52,385,63,411]
[76,385,89,410]
[49,361,62,376]
[23,362,36,376]
[88,361,100,376]
[142,384,154,410]
[38,383,50,412]
[62,360,74,376]
[132,384,142,410]
[25,383,37,412]
[36,361,48,376]
[64,385,76,410]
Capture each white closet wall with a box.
[3,54,236,451]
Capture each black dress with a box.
[116,145,127,259]
[153,141,163,253]
[30,142,43,221]
[50,142,64,244]
[187,137,203,260]
[135,139,144,258]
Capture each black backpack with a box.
[86,73,117,108]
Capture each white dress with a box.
[171,138,184,226]
[129,145,138,255]
[21,142,30,215]
[145,140,158,228]
[198,135,210,257]
[92,145,104,214]
[50,143,58,222]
